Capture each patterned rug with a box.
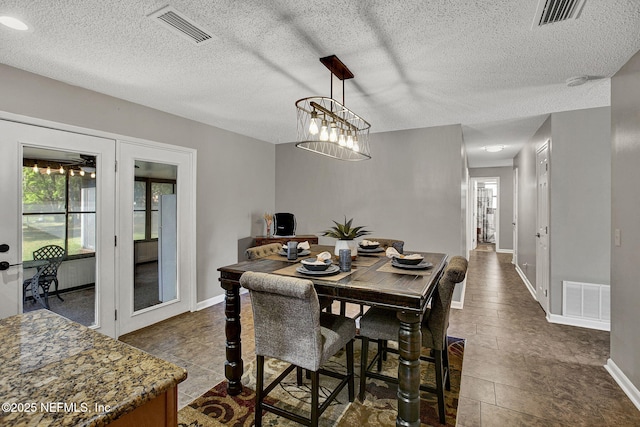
[178,337,464,427]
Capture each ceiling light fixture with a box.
[0,16,29,31]
[483,145,505,153]
[295,55,371,161]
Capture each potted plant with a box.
[322,217,371,258]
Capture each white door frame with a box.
[0,119,117,337]
[513,167,518,265]
[116,139,196,336]
[469,177,500,249]
[536,140,551,313]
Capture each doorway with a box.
[536,141,550,313]
[469,177,500,253]
[0,120,117,337]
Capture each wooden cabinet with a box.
[254,234,319,246]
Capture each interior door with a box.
[0,120,117,337]
[513,167,518,265]
[117,141,196,335]
[536,141,550,313]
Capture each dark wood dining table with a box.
[218,244,447,427]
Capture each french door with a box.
[117,140,196,335]
[0,120,117,337]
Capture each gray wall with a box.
[610,49,640,390]
[275,125,467,302]
[514,108,612,316]
[549,108,611,314]
[514,116,550,288]
[0,64,275,302]
[469,167,514,251]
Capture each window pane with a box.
[151,183,174,210]
[67,213,96,256]
[69,174,96,212]
[133,212,146,241]
[134,181,146,212]
[22,214,65,260]
[151,211,159,239]
[22,167,66,213]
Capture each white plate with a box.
[278,250,311,257]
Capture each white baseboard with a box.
[451,278,466,310]
[605,359,640,411]
[195,288,248,311]
[496,248,513,254]
[547,313,610,331]
[515,264,537,301]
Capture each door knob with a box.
[0,244,8,253]
[0,261,9,271]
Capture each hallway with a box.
[452,248,638,425]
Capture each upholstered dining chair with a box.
[240,271,356,427]
[23,244,66,309]
[245,243,282,260]
[357,256,468,425]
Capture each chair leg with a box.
[346,340,355,402]
[54,278,64,302]
[310,370,319,427]
[435,350,446,425]
[443,340,451,391]
[255,355,264,427]
[340,301,347,316]
[359,337,369,402]
[296,366,303,386]
[41,284,51,310]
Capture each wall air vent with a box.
[532,0,587,27]
[148,5,214,45]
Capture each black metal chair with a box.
[240,271,355,427]
[23,245,65,309]
[357,256,468,424]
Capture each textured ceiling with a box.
[1,0,639,167]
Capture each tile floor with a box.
[119,247,640,425]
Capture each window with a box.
[22,164,96,260]
[134,178,176,241]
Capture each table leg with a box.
[222,281,243,395]
[396,311,422,427]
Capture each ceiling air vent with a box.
[532,0,586,27]
[148,6,214,45]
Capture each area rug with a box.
[178,337,464,427]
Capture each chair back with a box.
[425,256,468,350]
[32,245,65,278]
[240,272,323,371]
[368,238,404,252]
[245,243,282,260]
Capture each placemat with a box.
[264,250,321,263]
[376,259,435,276]
[273,263,356,282]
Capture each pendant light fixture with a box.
[295,55,371,161]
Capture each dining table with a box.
[218,244,447,427]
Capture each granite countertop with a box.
[0,310,187,426]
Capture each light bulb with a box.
[70,169,75,176]
[59,166,64,174]
[329,122,338,142]
[353,141,360,152]
[33,163,39,173]
[308,112,319,135]
[319,120,329,141]
[346,133,354,148]
[338,130,346,146]
[91,172,96,179]
[46,166,51,175]
[80,170,85,177]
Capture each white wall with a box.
[0,64,275,302]
[469,167,514,251]
[610,49,640,391]
[275,124,467,301]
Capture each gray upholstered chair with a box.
[240,271,356,427]
[245,243,282,260]
[368,237,404,253]
[357,256,468,424]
